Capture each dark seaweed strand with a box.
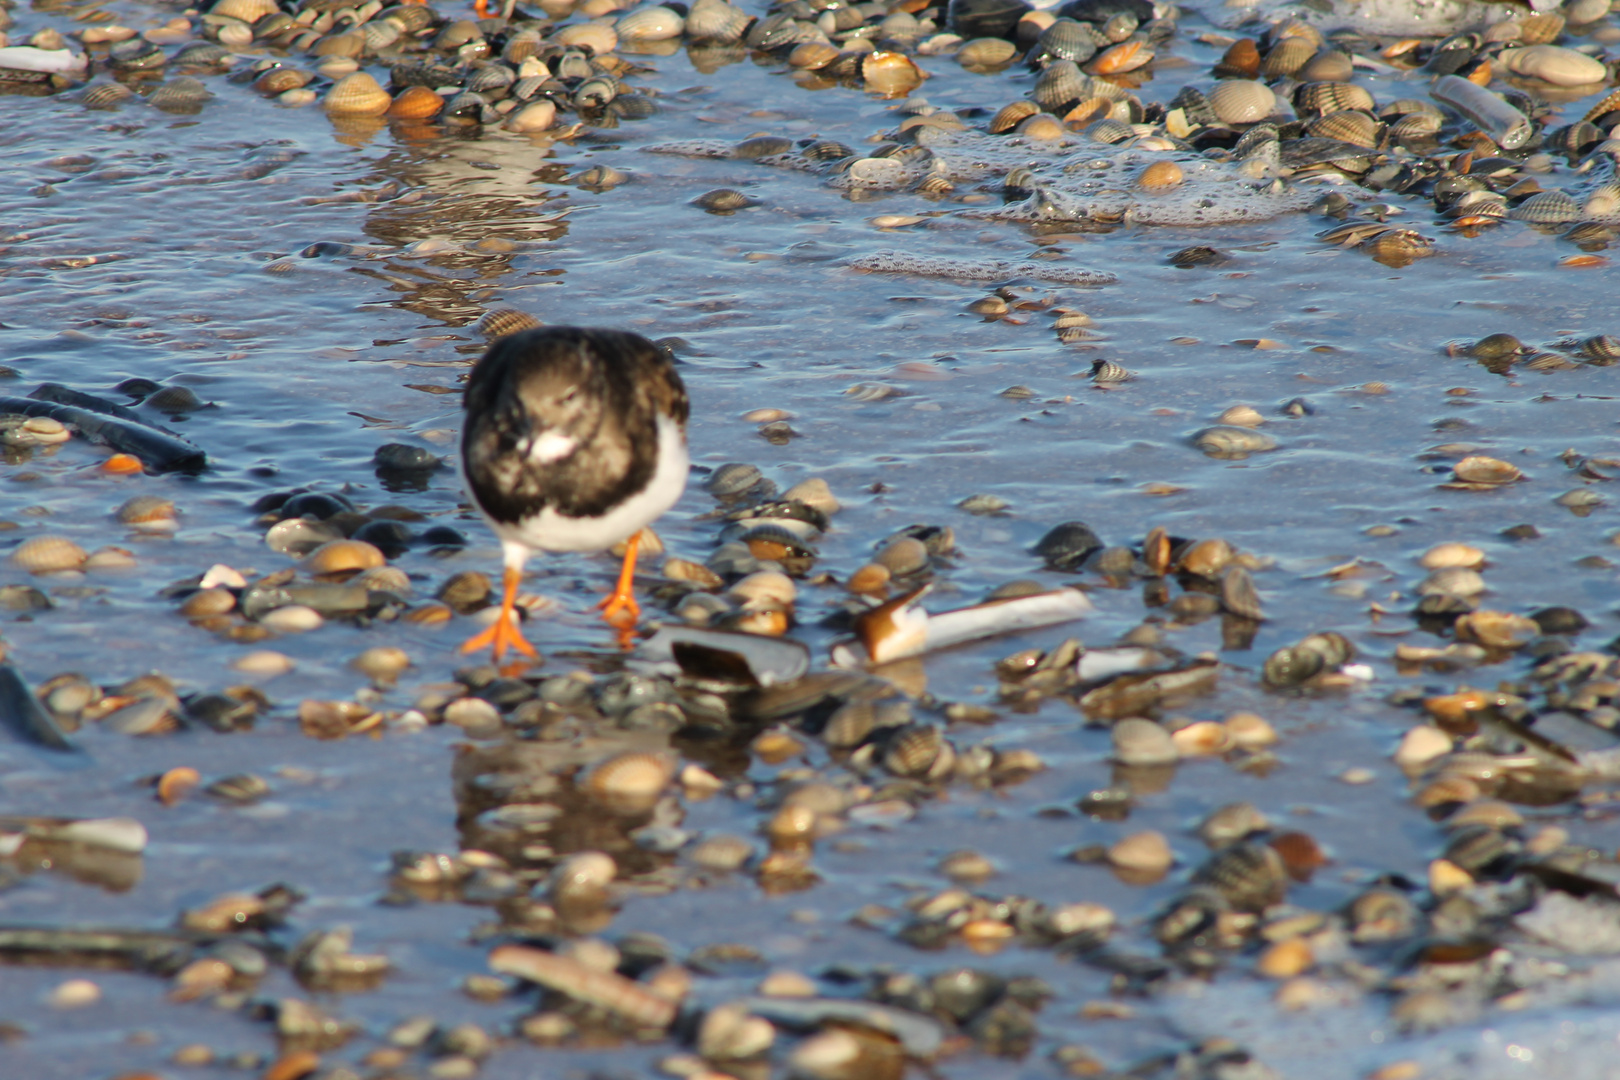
[0,397,206,473]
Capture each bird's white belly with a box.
[497,415,688,554]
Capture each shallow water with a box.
[4,0,1620,1076]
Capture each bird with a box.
[459,326,689,661]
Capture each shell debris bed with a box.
[8,0,1620,1074]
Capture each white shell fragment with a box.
[834,584,1092,667]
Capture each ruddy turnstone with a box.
[459,326,690,660]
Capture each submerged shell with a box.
[12,536,87,573]
[148,77,212,112]
[1192,841,1287,912]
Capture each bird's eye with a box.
[556,386,578,404]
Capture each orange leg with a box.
[596,532,642,630]
[461,564,539,661]
[472,0,494,15]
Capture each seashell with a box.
[1216,37,1259,79]
[117,495,177,528]
[957,37,1017,67]
[1270,17,1323,50]
[1509,190,1579,224]
[388,84,442,119]
[1199,801,1269,847]
[1516,11,1566,44]
[989,99,1038,133]
[211,0,277,22]
[862,51,923,97]
[1220,565,1263,620]
[172,41,233,67]
[505,100,555,132]
[1086,37,1150,75]
[1420,542,1484,570]
[79,81,137,108]
[553,22,618,55]
[616,5,685,41]
[693,188,755,212]
[1293,80,1374,117]
[149,77,213,113]
[685,0,752,43]
[465,64,515,95]
[1168,85,1215,128]
[788,41,840,70]
[846,157,905,186]
[182,587,232,617]
[1208,79,1274,125]
[1261,36,1313,79]
[1090,359,1132,382]
[1418,566,1485,599]
[1032,19,1096,64]
[882,724,954,780]
[1112,717,1177,765]
[1084,118,1133,143]
[324,71,391,115]
[1500,44,1606,86]
[1176,537,1233,578]
[475,308,542,338]
[1453,609,1540,650]
[13,536,86,574]
[378,4,434,33]
[1109,830,1172,875]
[254,67,313,95]
[1388,111,1442,141]
[1011,113,1061,141]
[1576,334,1620,363]
[1103,12,1137,41]
[1193,840,1287,912]
[1127,158,1192,191]
[1032,59,1088,112]
[586,751,676,812]
[1306,109,1378,148]
[801,139,854,162]
[1298,49,1353,83]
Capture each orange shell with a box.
[388,85,443,119]
[103,453,143,474]
[1087,38,1152,75]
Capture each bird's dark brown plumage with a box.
[462,327,689,530]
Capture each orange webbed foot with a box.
[461,563,538,661]
[596,531,643,636]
